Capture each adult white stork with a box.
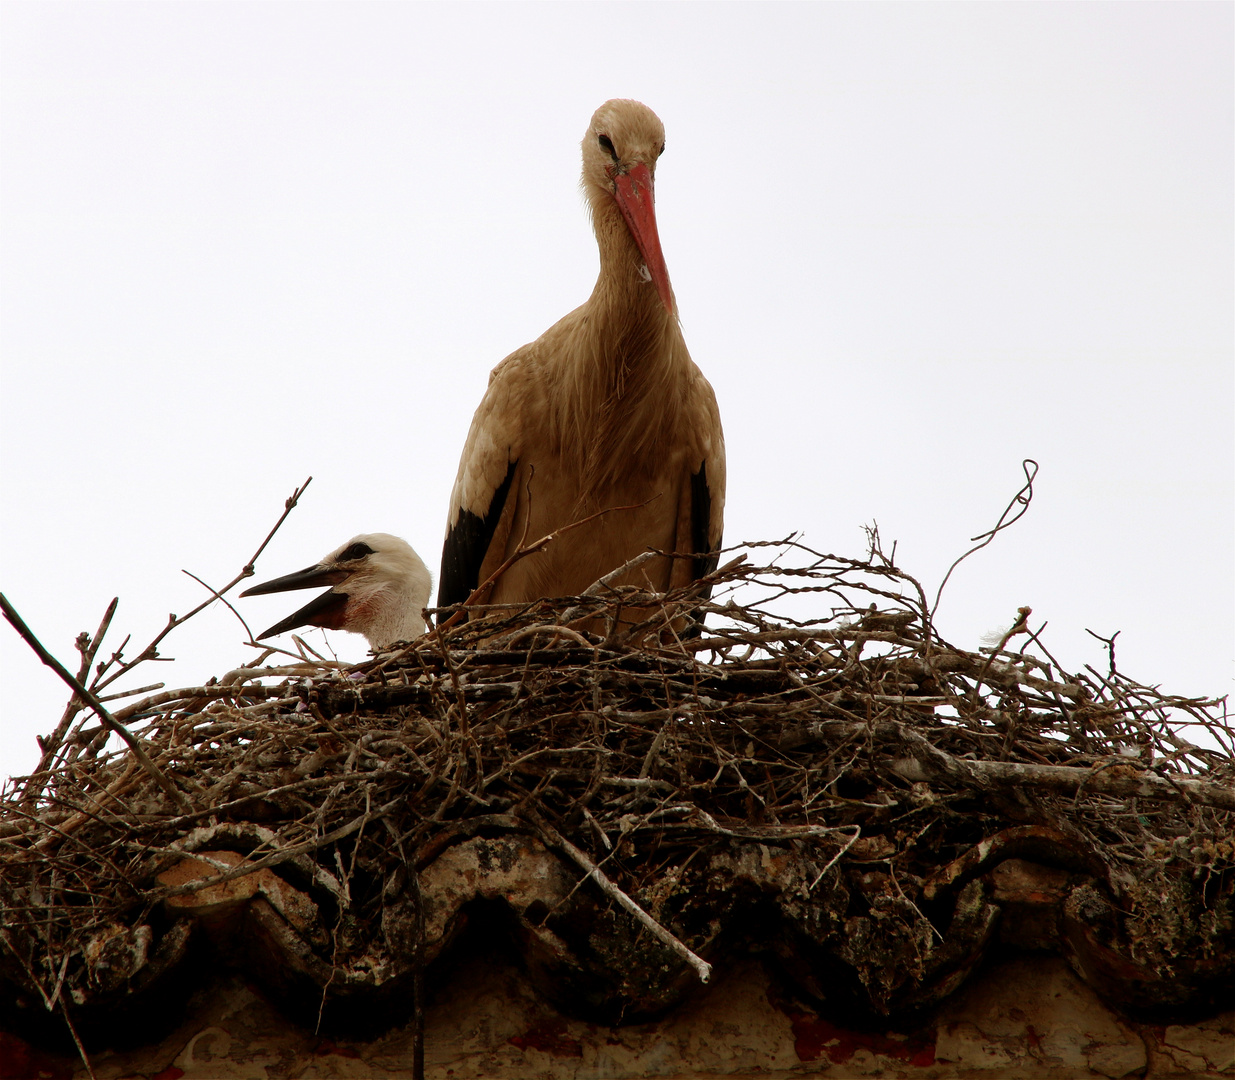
[241,533,431,650]
[439,99,725,617]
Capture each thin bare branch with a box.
[0,594,192,812]
[932,459,1039,618]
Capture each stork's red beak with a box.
[613,162,673,314]
[241,563,351,639]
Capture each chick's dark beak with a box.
[241,564,352,640]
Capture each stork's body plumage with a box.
[242,533,431,650]
[440,100,725,612]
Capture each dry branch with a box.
[0,594,191,813]
[531,813,713,984]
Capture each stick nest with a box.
[2,540,1233,1031]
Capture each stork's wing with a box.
[439,459,516,607]
[690,460,720,583]
[438,351,532,608]
[678,368,726,599]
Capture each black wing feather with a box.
[690,461,720,587]
[438,461,517,607]
[682,461,720,638]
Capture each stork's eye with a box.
[338,541,375,562]
[597,134,617,160]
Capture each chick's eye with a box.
[339,542,375,562]
[659,142,666,157]
[597,134,617,160]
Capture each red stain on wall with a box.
[782,1010,935,1067]
[1024,1023,1044,1055]
[509,1020,584,1058]
[312,1038,361,1059]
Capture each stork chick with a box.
[242,533,431,650]
[440,99,725,614]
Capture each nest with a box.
[2,539,1233,1055]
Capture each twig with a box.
[1086,628,1121,678]
[91,476,313,694]
[931,459,1038,618]
[0,593,193,813]
[529,813,713,984]
[810,826,862,890]
[182,568,256,643]
[969,606,1032,704]
[21,598,119,804]
[558,551,661,624]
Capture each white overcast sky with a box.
[1,2,1231,780]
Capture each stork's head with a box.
[582,99,672,313]
[241,533,432,651]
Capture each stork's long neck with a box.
[589,193,675,351]
[565,193,684,495]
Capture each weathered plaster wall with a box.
[1,952,1230,1079]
